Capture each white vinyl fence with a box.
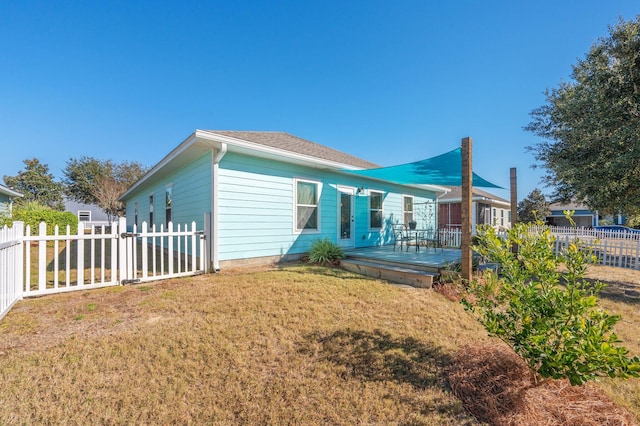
[0,222,23,320]
[439,225,640,270]
[0,217,207,313]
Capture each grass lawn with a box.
[0,263,638,424]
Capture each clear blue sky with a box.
[1,1,638,201]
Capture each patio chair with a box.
[393,225,411,251]
[417,228,443,252]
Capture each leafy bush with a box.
[13,202,78,234]
[463,222,640,386]
[307,238,345,265]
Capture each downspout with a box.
[211,143,227,272]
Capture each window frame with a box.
[149,193,154,227]
[77,210,91,222]
[369,190,383,230]
[402,195,414,226]
[165,183,173,227]
[294,178,321,234]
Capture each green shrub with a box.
[13,202,78,235]
[463,222,640,386]
[308,238,345,265]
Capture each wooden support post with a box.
[510,167,518,225]
[510,167,518,253]
[461,137,473,282]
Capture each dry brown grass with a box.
[0,264,486,425]
[0,262,638,424]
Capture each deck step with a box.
[341,258,437,288]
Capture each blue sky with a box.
[1,1,638,201]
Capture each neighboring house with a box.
[119,130,447,270]
[0,184,23,217]
[546,202,598,227]
[438,186,511,231]
[64,198,111,227]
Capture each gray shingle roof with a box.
[206,131,380,169]
[439,186,509,203]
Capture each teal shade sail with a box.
[343,147,502,188]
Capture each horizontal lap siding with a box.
[218,154,302,260]
[124,152,212,231]
[218,153,439,260]
[0,195,9,215]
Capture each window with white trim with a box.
[134,201,138,228]
[295,179,320,231]
[165,184,173,227]
[369,191,383,229]
[78,211,91,222]
[149,194,154,226]
[403,196,414,225]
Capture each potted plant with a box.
[408,220,417,230]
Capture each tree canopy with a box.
[517,189,550,224]
[63,157,147,220]
[525,16,640,215]
[3,158,64,210]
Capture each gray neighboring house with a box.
[0,184,23,217]
[547,201,598,227]
[64,198,111,227]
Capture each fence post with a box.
[77,222,85,286]
[168,222,174,276]
[14,221,24,302]
[118,217,127,284]
[141,221,148,280]
[204,212,211,272]
[38,222,47,292]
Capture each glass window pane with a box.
[370,192,382,209]
[297,206,317,229]
[370,210,382,228]
[297,181,317,205]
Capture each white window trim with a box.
[402,195,414,226]
[77,210,91,222]
[369,190,384,230]
[294,178,321,234]
[165,183,173,227]
[149,193,155,227]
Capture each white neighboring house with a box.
[0,184,23,217]
[64,199,112,228]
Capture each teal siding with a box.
[122,149,440,263]
[0,194,10,216]
[217,152,438,261]
[123,151,212,231]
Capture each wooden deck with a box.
[342,245,462,288]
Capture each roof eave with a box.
[0,186,23,198]
[120,130,384,201]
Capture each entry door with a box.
[338,187,355,248]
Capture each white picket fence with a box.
[439,226,640,270]
[0,218,207,318]
[0,222,23,320]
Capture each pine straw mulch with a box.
[447,343,637,426]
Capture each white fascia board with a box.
[331,172,449,195]
[0,185,23,198]
[119,132,209,200]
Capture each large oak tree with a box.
[3,158,64,210]
[526,16,640,215]
[63,157,147,221]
